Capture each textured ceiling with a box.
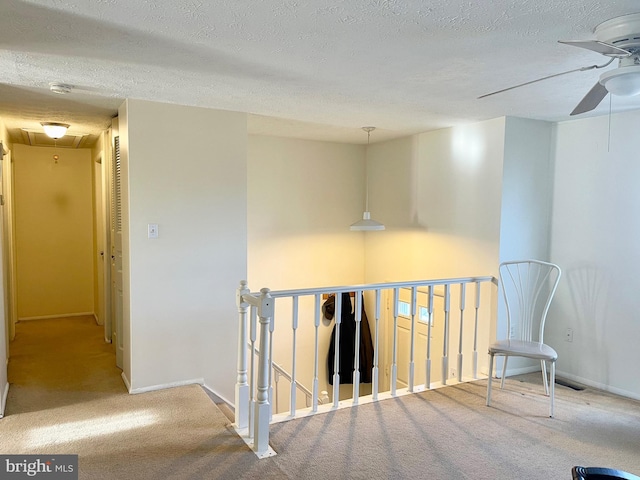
[1,0,640,146]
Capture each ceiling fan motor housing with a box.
[595,13,640,48]
[596,13,640,96]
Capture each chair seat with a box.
[489,339,557,361]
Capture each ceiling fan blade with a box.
[559,40,631,58]
[570,82,609,115]
[478,65,596,99]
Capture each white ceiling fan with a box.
[480,13,640,116]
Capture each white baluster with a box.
[253,288,274,456]
[473,281,481,379]
[426,286,434,389]
[235,281,250,429]
[442,284,450,386]
[457,283,466,383]
[332,293,342,407]
[409,286,417,392]
[274,369,280,414]
[268,305,275,422]
[372,289,381,401]
[249,305,257,438]
[391,288,399,396]
[313,293,321,412]
[290,296,299,417]
[352,292,362,404]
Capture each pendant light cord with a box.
[365,129,370,212]
[362,126,375,212]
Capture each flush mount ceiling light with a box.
[350,126,385,232]
[49,82,72,95]
[41,122,70,139]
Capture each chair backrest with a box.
[572,466,640,480]
[499,260,561,344]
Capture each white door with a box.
[1,148,17,342]
[110,135,124,370]
[0,143,9,416]
[100,133,112,344]
[390,287,445,390]
[93,157,106,331]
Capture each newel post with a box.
[235,280,250,429]
[253,288,274,455]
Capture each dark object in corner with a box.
[323,292,374,385]
[555,377,585,391]
[572,466,640,480]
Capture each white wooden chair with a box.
[486,260,562,417]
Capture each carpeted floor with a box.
[1,316,283,479]
[268,375,640,479]
[3,316,640,479]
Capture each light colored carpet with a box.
[4,316,640,479]
[268,374,640,479]
[1,316,284,479]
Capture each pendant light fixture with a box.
[350,126,385,231]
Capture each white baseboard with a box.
[503,365,542,378]
[93,313,104,326]
[0,382,9,418]
[556,370,640,402]
[491,363,542,379]
[18,312,95,321]
[202,383,234,408]
[125,377,205,395]
[121,372,132,392]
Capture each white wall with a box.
[549,110,640,399]
[366,119,505,284]
[13,144,94,319]
[365,119,506,383]
[247,135,366,400]
[119,99,247,401]
[497,117,554,372]
[247,118,557,398]
[248,135,366,290]
[0,120,10,415]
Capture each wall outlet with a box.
[450,369,456,378]
[565,328,574,342]
[148,223,159,239]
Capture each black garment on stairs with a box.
[324,292,374,385]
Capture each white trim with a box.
[126,377,205,395]
[556,370,640,402]
[0,382,9,418]
[234,426,278,459]
[18,312,95,321]
[202,383,234,407]
[502,364,541,378]
[121,372,132,393]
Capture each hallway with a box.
[0,316,281,479]
[7,316,124,414]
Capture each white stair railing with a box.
[235,275,496,457]
[250,346,328,413]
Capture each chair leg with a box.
[500,356,508,389]
[541,360,549,395]
[486,353,494,406]
[549,361,555,418]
